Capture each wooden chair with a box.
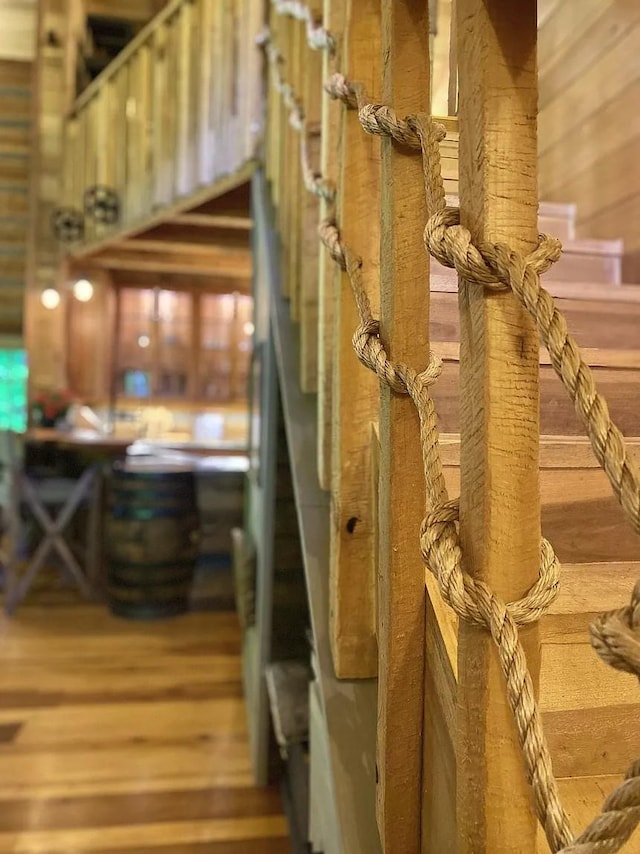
[0,432,101,614]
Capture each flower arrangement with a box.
[31,388,74,427]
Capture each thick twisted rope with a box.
[271,0,335,52]
[321,76,640,853]
[259,32,335,202]
[320,217,573,850]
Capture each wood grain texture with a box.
[376,1,431,852]
[0,599,291,852]
[0,57,31,333]
[538,1,640,283]
[316,0,345,489]
[427,439,640,790]
[298,1,322,393]
[329,0,380,679]
[456,1,540,850]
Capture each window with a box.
[115,287,253,404]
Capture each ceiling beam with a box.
[89,246,252,278]
[108,269,251,293]
[127,225,250,251]
[167,213,253,230]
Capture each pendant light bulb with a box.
[73,277,94,302]
[41,288,60,310]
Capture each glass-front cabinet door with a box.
[115,286,253,404]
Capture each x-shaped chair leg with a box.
[11,466,98,608]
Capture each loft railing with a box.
[61,0,264,251]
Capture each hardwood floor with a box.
[0,597,291,853]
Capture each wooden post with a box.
[299,7,323,394]
[376,2,430,851]
[329,0,380,679]
[456,1,540,850]
[317,0,345,489]
[286,18,303,322]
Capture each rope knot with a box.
[590,581,640,680]
[419,502,561,630]
[318,219,347,270]
[423,206,563,293]
[324,73,358,108]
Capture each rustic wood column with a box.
[329,0,381,679]
[376,1,431,852]
[456,0,541,850]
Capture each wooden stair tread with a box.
[431,275,640,299]
[536,775,625,853]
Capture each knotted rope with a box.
[270,0,335,52]
[263,11,640,847]
[259,31,335,202]
[320,73,640,854]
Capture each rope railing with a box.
[270,0,335,52]
[262,16,640,854]
[258,30,335,202]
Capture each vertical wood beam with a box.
[377,2,431,852]
[329,0,380,678]
[287,18,303,322]
[317,0,345,489]
[299,3,323,393]
[456,1,540,851]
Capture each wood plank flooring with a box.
[0,599,291,853]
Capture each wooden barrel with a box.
[105,465,200,619]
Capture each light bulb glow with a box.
[73,278,94,302]
[41,288,60,309]
[243,321,255,336]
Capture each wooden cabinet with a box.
[67,283,253,405]
[114,286,252,403]
[199,293,252,401]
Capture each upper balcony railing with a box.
[61,0,264,253]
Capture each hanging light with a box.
[41,288,60,309]
[73,277,94,302]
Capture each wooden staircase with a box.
[417,196,640,850]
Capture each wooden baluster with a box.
[456,0,540,850]
[198,0,214,184]
[164,16,178,203]
[188,0,201,187]
[138,43,152,214]
[329,0,380,679]
[317,0,345,489]
[265,4,281,201]
[176,1,193,197]
[277,14,293,295]
[152,24,168,205]
[243,0,264,164]
[63,118,78,211]
[287,18,303,322]
[447,0,458,116]
[299,4,323,394]
[115,67,129,218]
[376,2,431,851]
[125,57,139,223]
[84,97,97,244]
[219,0,233,177]
[210,0,224,182]
[103,81,117,220]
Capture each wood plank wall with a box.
[0,59,32,335]
[538,0,640,282]
[24,0,71,390]
[0,1,35,336]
